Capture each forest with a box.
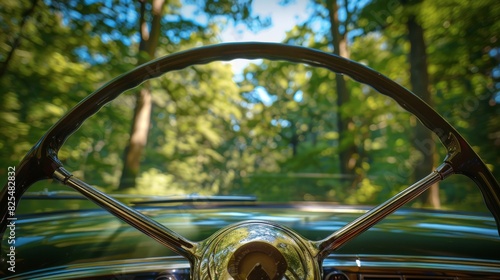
[1,0,499,211]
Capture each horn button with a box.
[195,221,320,279]
[229,242,287,279]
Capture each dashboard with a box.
[14,255,496,280]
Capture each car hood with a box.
[2,203,500,274]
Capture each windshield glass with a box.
[17,60,490,215]
[3,0,498,217]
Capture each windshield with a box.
[17,60,491,215]
[2,1,499,216]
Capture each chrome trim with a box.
[323,254,500,274]
[5,254,500,280]
[0,256,190,280]
[360,275,402,280]
[53,167,197,261]
[194,220,321,279]
[324,270,350,280]
[316,163,452,258]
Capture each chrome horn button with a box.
[228,241,287,279]
[195,221,320,279]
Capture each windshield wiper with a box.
[22,190,257,205]
[130,194,257,205]
[23,190,88,200]
[22,190,141,200]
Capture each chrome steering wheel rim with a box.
[2,42,499,279]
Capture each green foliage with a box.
[1,1,117,168]
[189,0,271,31]
[138,62,244,195]
[353,0,499,210]
[1,0,498,213]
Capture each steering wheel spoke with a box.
[53,167,198,261]
[315,162,453,260]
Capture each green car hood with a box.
[2,203,499,274]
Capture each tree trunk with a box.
[327,0,358,185]
[118,0,165,190]
[407,14,440,208]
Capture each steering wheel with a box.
[2,43,499,279]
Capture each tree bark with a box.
[327,0,358,185]
[407,14,441,208]
[118,0,165,190]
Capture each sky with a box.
[180,0,313,104]
[182,0,311,74]
[218,1,310,43]
[222,0,310,73]
[224,0,312,104]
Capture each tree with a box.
[357,0,440,208]
[357,0,500,209]
[405,2,440,208]
[118,0,270,190]
[424,0,500,207]
[0,0,268,193]
[2,0,497,210]
[278,0,363,186]
[0,1,120,170]
[119,0,165,190]
[326,0,361,187]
